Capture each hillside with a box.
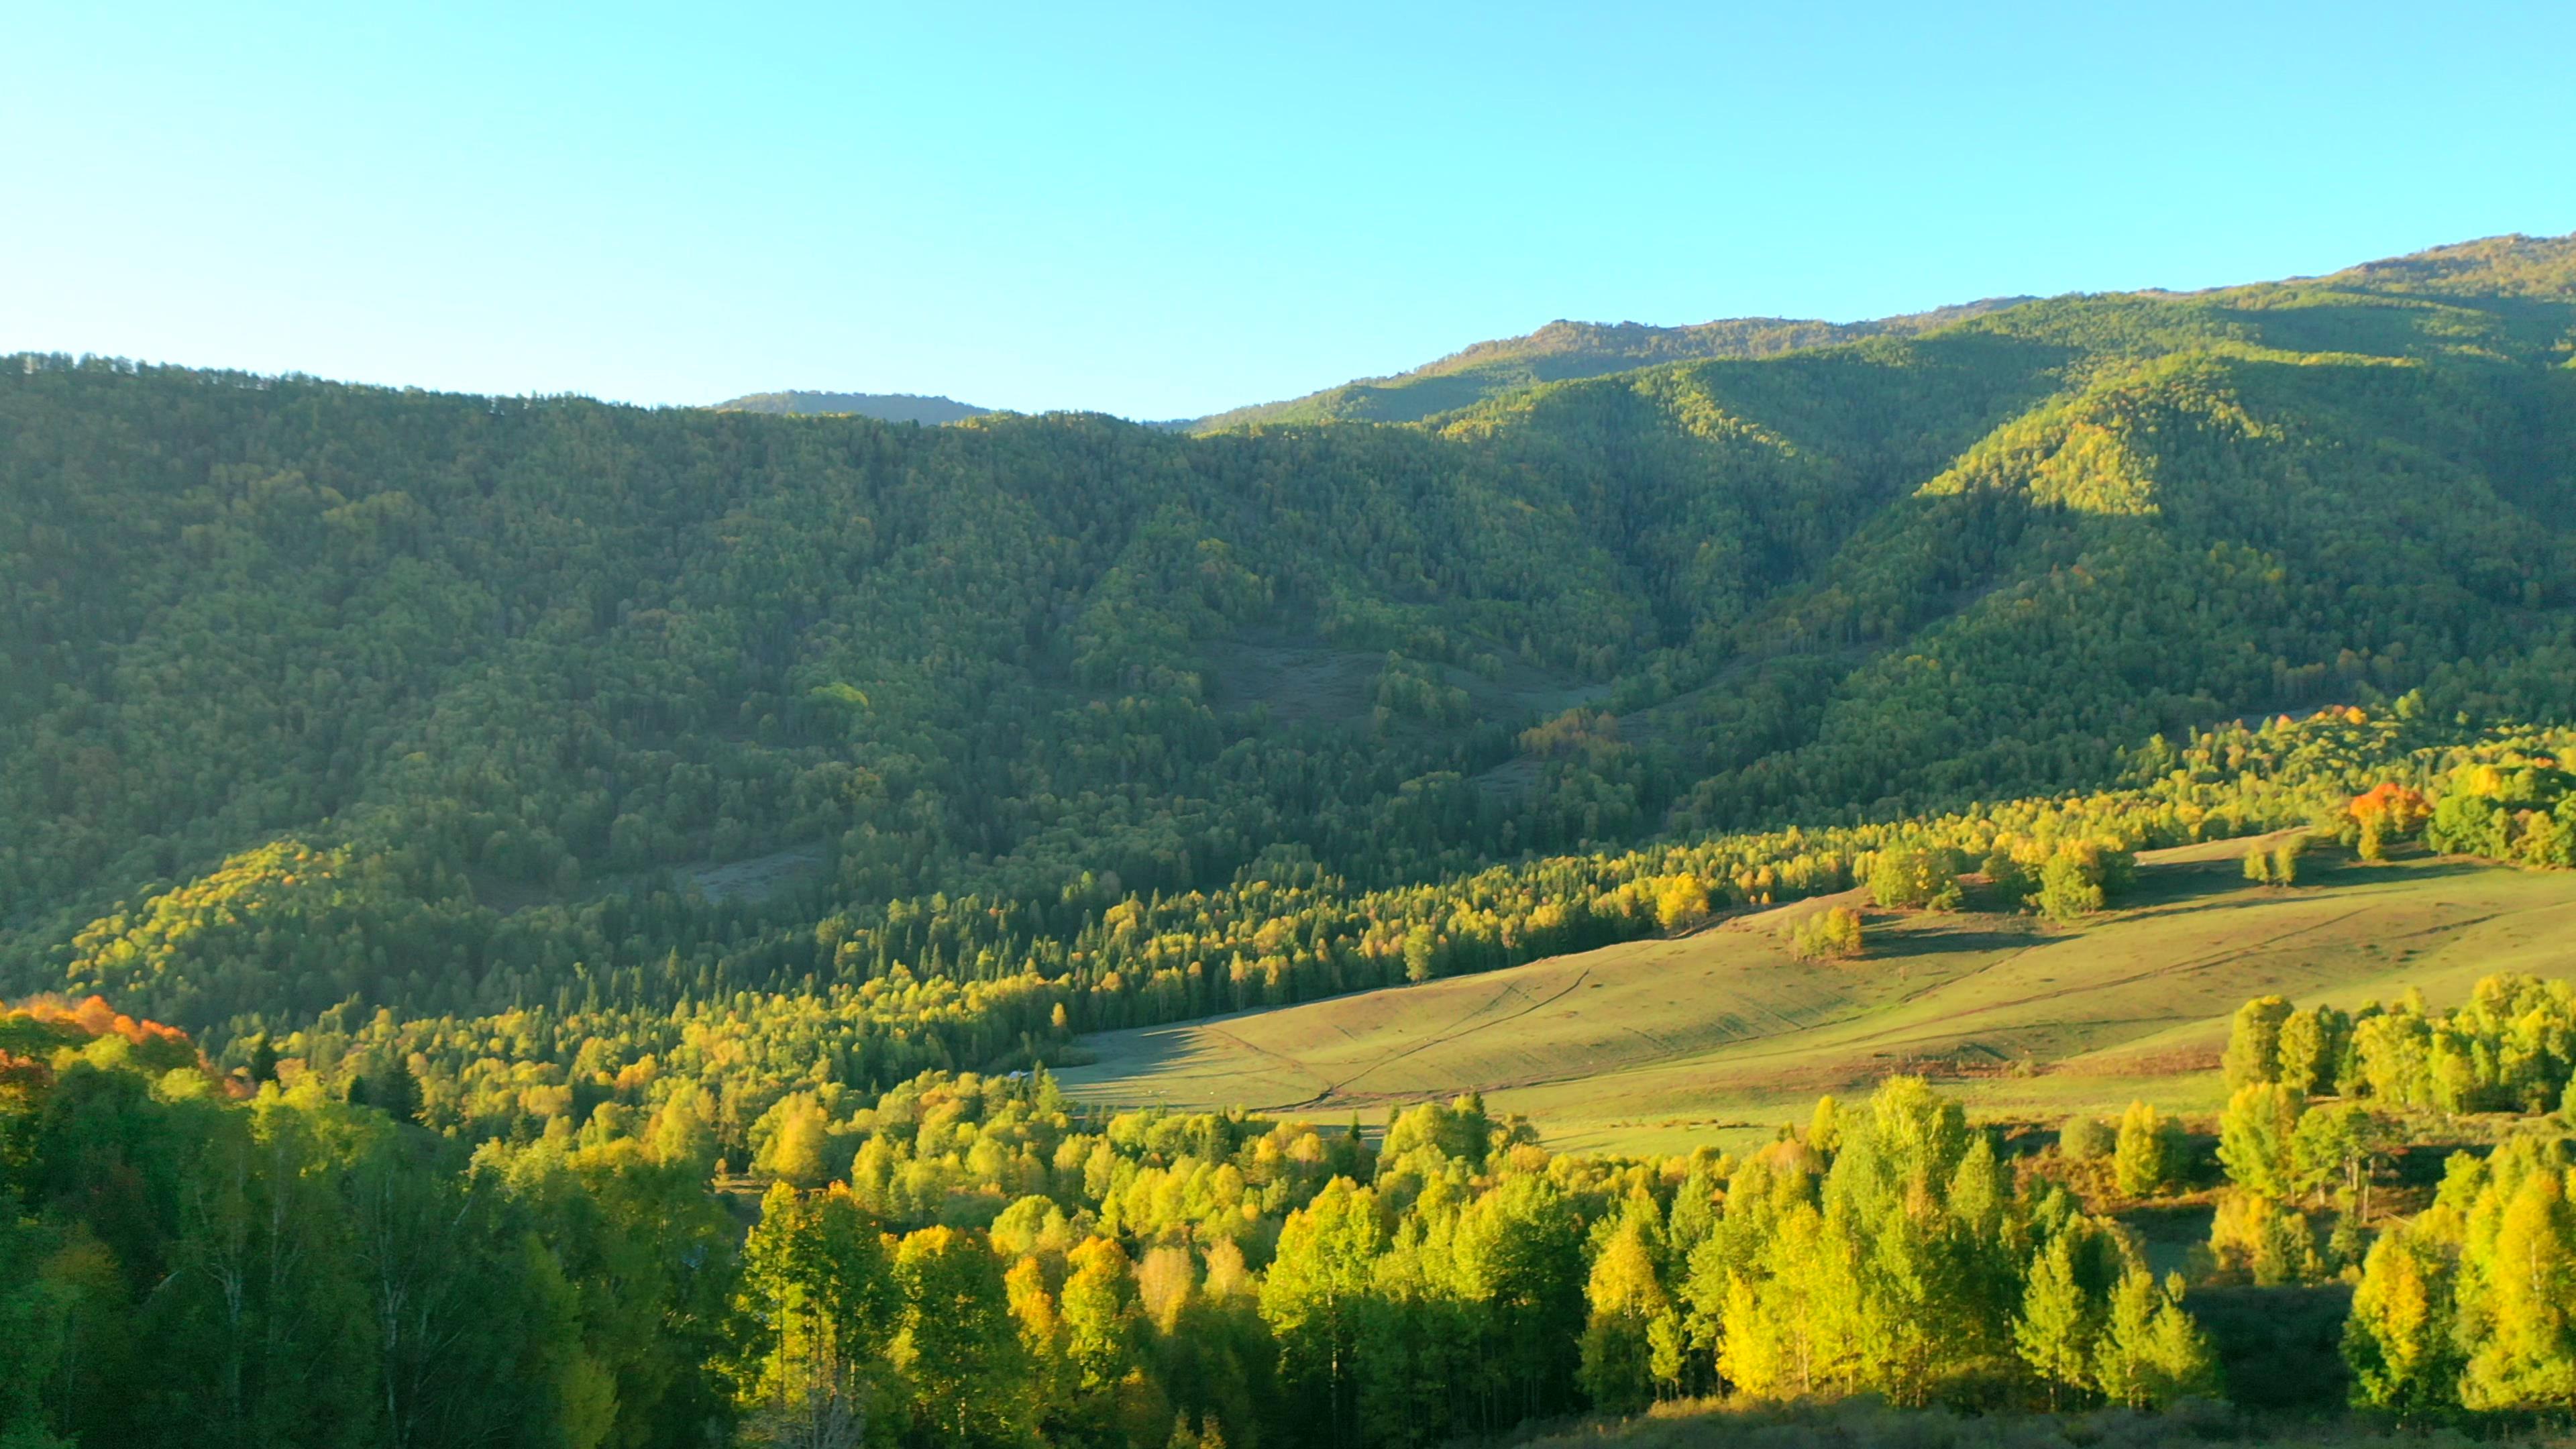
[1192,296,2033,430]
[712,388,991,422]
[3,232,2573,1100]
[1058,841,2576,1154]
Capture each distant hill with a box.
[714,390,991,424]
[1193,296,2035,431]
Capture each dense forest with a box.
[11,952,2576,1448]
[4,233,2576,1446]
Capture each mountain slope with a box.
[3,233,2573,1077]
[714,388,991,423]
[1193,296,2033,431]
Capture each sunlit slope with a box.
[1057,845,2576,1152]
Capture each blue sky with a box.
[5,2,2571,419]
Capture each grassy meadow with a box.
[1058,840,2576,1153]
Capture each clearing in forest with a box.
[1055,843,2576,1155]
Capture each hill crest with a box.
[714,389,991,423]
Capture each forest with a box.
[3,233,2576,1445]
[11,944,2576,1448]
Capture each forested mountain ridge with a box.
[1191,295,2034,430]
[3,231,2574,1069]
[714,389,993,423]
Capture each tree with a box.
[2349,783,2430,861]
[2059,1116,2113,1163]
[2208,1189,2319,1286]
[2034,849,2106,922]
[753,1095,836,1188]
[892,1226,1032,1446]
[2457,1171,2576,1410]
[2016,1235,2098,1409]
[2094,1269,2213,1409]
[1654,875,1711,932]
[1786,907,1864,962]
[2275,1006,2350,1098]
[2223,996,2293,1089]
[2216,1083,2301,1199]
[1260,1180,1383,1449]
[1057,1238,1167,1446]
[2271,838,2306,886]
[729,1183,897,1449]
[2345,1224,2461,1417]
[1868,847,1960,911]
[1576,1206,1670,1413]
[2112,1102,2178,1199]
[2289,1102,2375,1209]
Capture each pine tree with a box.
[2094,1269,2211,1408]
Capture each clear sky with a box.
[6,2,2571,421]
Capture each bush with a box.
[2059,1115,2115,1163]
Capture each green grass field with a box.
[1056,840,2576,1155]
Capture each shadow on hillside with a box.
[1868,928,2039,959]
[2118,851,2493,914]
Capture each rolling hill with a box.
[1057,840,2576,1153]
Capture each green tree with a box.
[2094,1269,2213,1409]
[2242,846,2273,885]
[1260,1180,1383,1448]
[2112,1102,2178,1199]
[1868,847,1960,911]
[892,1225,1032,1446]
[2015,1235,2098,1409]
[2034,851,2106,922]
[2457,1171,2576,1410]
[728,1183,898,1448]
[2275,1006,2350,1098]
[2223,996,2294,1089]
[1576,1205,1668,1413]
[2217,1083,2302,1199]
[2345,1223,2461,1417]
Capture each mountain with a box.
[3,231,2573,1057]
[8,230,2576,1449]
[1192,296,2035,430]
[714,388,992,423]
